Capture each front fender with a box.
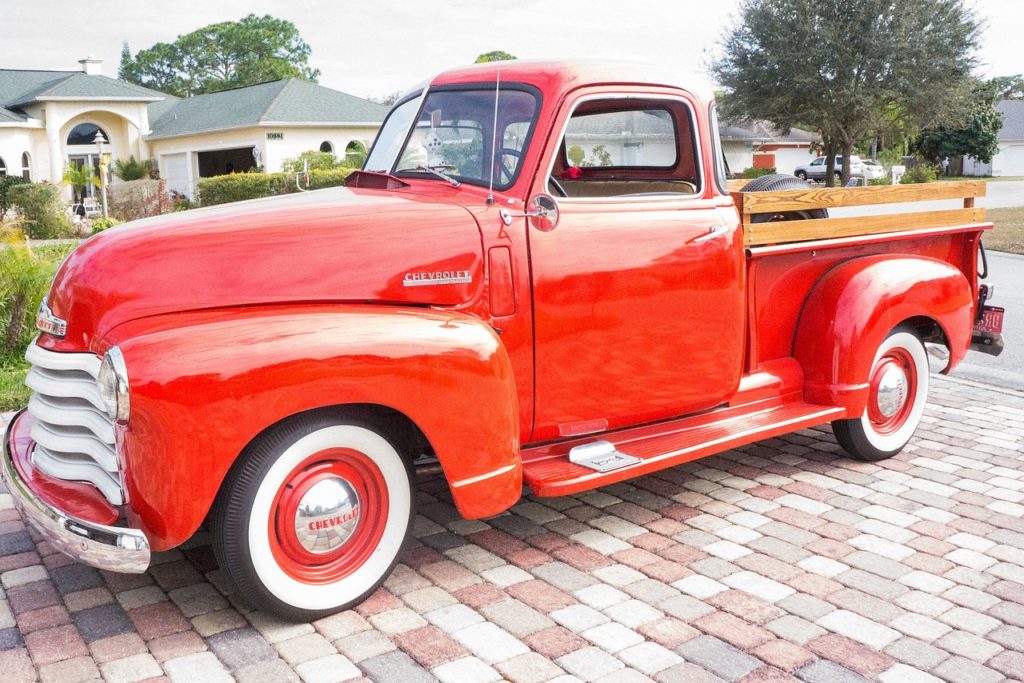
[104,305,520,550]
[793,255,972,415]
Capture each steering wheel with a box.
[495,147,523,185]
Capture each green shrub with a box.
[197,168,355,206]
[900,164,938,185]
[90,217,122,234]
[868,177,893,185]
[281,150,346,173]
[740,167,777,179]
[197,173,289,206]
[113,156,155,181]
[0,176,30,217]
[9,184,74,239]
[285,168,355,192]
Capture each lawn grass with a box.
[939,176,1024,182]
[985,206,1024,255]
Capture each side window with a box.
[811,158,824,166]
[550,98,700,198]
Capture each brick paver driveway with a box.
[1,374,1022,683]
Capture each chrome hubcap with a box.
[875,365,908,418]
[294,477,361,554]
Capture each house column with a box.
[136,105,151,160]
[44,103,63,184]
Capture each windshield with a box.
[386,86,540,190]
[364,92,425,173]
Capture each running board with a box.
[522,399,844,497]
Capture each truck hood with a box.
[44,186,484,351]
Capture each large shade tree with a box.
[712,0,981,185]
[124,15,320,97]
[916,78,1004,166]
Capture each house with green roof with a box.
[0,55,388,199]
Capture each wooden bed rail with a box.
[730,180,987,247]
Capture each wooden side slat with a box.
[744,208,986,247]
[727,179,748,192]
[740,180,985,214]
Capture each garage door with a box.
[162,153,190,198]
[993,144,1024,177]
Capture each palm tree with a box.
[62,163,99,203]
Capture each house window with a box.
[21,152,31,181]
[0,156,6,177]
[67,123,109,146]
[345,140,367,166]
[319,141,334,154]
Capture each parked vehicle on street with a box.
[794,154,865,180]
[862,159,887,180]
[3,61,1004,620]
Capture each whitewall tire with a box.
[832,327,929,461]
[213,413,414,620]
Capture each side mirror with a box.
[499,193,560,232]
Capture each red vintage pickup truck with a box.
[2,61,1004,619]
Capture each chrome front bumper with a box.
[2,410,150,573]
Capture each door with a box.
[528,94,746,443]
[162,153,190,199]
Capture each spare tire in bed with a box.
[739,173,829,223]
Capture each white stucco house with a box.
[963,100,1024,177]
[0,56,388,199]
[719,119,819,176]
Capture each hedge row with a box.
[196,168,355,207]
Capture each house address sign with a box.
[266,132,284,140]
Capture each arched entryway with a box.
[65,122,110,200]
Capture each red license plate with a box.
[975,306,1004,335]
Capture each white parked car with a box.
[862,160,886,180]
[794,155,865,181]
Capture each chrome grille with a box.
[24,343,123,505]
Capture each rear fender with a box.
[104,305,521,551]
[793,255,972,415]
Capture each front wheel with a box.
[832,326,929,461]
[795,171,807,180]
[212,414,414,620]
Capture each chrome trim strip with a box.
[2,411,149,573]
[25,368,106,413]
[27,394,116,444]
[26,343,100,379]
[29,422,118,471]
[32,446,124,505]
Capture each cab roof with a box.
[428,60,714,105]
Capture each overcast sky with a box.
[4,0,1022,100]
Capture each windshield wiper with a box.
[415,163,461,188]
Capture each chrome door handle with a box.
[692,226,722,243]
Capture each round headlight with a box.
[97,346,130,423]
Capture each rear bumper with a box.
[2,409,150,573]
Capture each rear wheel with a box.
[212,413,414,620]
[832,326,929,461]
